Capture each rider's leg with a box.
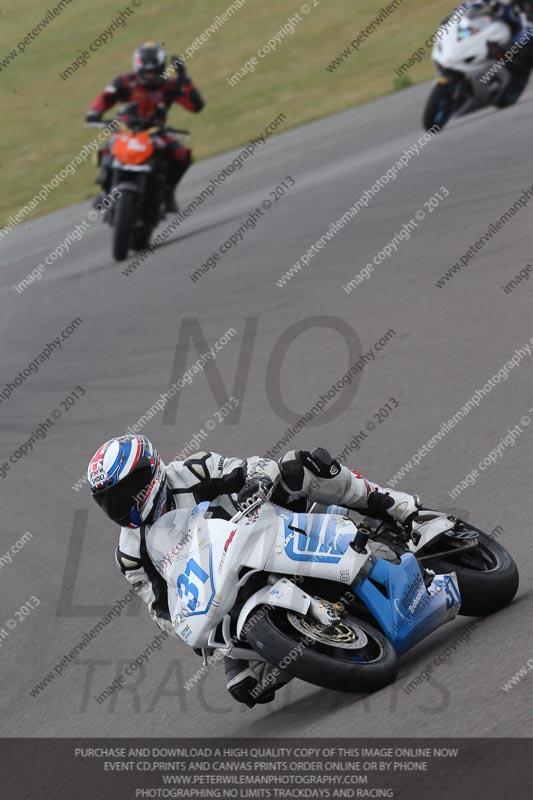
[93,147,113,207]
[498,40,533,106]
[164,143,192,213]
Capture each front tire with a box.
[423,81,456,131]
[131,226,151,251]
[423,530,519,617]
[113,190,137,261]
[245,606,399,694]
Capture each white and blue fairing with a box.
[147,502,461,654]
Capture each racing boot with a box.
[224,657,292,708]
[92,192,106,209]
[92,190,111,223]
[163,185,179,214]
[164,156,191,213]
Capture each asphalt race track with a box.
[1,81,533,738]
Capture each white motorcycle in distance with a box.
[423,6,521,131]
[147,498,518,692]
[146,494,518,695]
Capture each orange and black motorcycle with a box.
[90,108,189,261]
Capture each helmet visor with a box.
[93,466,153,526]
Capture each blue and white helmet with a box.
[88,435,166,528]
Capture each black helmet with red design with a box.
[133,42,167,87]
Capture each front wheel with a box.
[245,605,399,693]
[113,190,137,261]
[423,81,457,132]
[423,530,519,616]
[131,226,152,251]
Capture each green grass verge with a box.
[0,0,452,225]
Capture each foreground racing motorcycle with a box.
[423,7,521,131]
[90,110,189,261]
[147,494,519,693]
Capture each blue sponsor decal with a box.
[354,554,462,655]
[283,513,354,564]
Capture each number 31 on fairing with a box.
[176,549,215,616]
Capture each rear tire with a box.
[494,73,528,108]
[423,82,456,132]
[245,606,399,694]
[423,531,519,617]
[113,190,137,261]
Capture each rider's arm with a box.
[276,448,419,523]
[462,1,499,11]
[463,1,525,37]
[115,527,179,638]
[88,75,130,115]
[462,1,519,23]
[178,452,279,501]
[171,77,205,112]
[167,55,205,112]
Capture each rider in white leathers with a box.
[462,1,533,98]
[88,435,420,707]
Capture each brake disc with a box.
[286,612,369,650]
[445,532,479,543]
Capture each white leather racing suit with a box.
[114,448,418,637]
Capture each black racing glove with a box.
[237,475,273,511]
[365,489,421,529]
[85,110,102,124]
[171,54,189,86]
[366,490,396,521]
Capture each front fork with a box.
[108,169,146,225]
[435,69,463,98]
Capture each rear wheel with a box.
[113,190,137,261]
[245,605,399,693]
[423,530,519,616]
[423,81,457,131]
[494,73,529,108]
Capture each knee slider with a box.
[301,447,341,479]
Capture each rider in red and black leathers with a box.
[85,42,204,212]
